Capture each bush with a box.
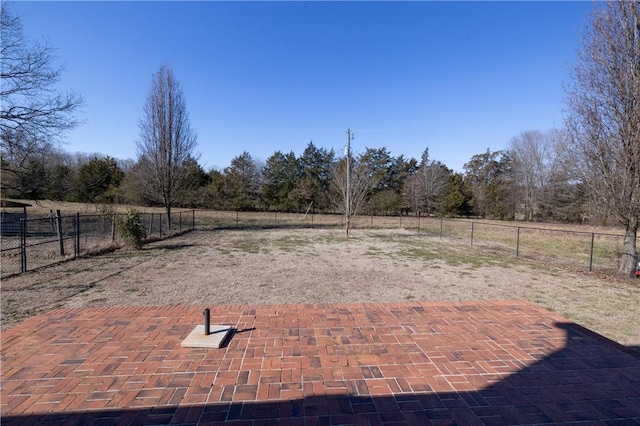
[116,209,147,248]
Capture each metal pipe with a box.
[203,308,210,335]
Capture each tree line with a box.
[0,133,600,224]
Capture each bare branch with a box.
[330,154,375,229]
[0,5,83,146]
[565,1,640,274]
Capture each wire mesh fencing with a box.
[192,210,638,278]
[2,208,637,279]
[0,214,78,277]
[414,216,638,277]
[193,210,344,230]
[192,210,637,278]
[1,210,196,278]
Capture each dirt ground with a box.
[2,228,639,347]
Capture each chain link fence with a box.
[1,210,196,278]
[2,208,637,279]
[194,210,343,230]
[193,210,638,278]
[359,215,638,278]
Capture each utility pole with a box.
[345,128,351,237]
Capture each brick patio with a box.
[2,301,639,425]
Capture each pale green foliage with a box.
[116,209,147,248]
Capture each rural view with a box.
[1,2,639,425]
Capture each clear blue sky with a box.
[11,1,593,173]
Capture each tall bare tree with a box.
[565,1,640,276]
[135,65,197,225]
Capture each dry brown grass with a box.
[5,199,170,217]
[2,227,638,348]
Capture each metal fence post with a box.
[399,214,402,229]
[76,213,81,256]
[111,213,116,242]
[440,218,443,239]
[148,213,154,237]
[589,232,595,271]
[159,213,163,237]
[275,211,278,228]
[192,210,195,230]
[516,227,521,257]
[471,222,474,246]
[418,212,421,234]
[20,218,27,273]
[236,211,239,228]
[56,210,65,256]
[179,212,182,231]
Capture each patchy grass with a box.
[2,228,639,349]
[273,235,314,252]
[368,235,523,270]
[228,238,268,254]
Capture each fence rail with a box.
[1,210,195,278]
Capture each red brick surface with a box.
[2,301,639,424]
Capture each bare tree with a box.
[1,130,51,199]
[536,129,580,222]
[509,129,574,222]
[135,65,197,226]
[565,1,640,276]
[404,148,449,216]
[1,5,83,200]
[330,154,374,237]
[0,5,83,148]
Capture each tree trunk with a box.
[166,205,172,229]
[619,225,638,277]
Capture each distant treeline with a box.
[0,134,604,224]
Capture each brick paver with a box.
[1,301,639,424]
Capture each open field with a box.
[2,227,639,348]
[6,201,635,273]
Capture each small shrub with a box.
[116,209,147,248]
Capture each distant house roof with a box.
[0,200,32,208]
